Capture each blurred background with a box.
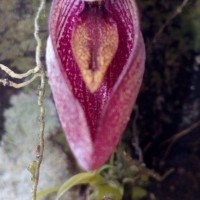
[0,0,200,199]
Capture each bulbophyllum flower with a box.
[46,0,145,170]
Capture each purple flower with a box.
[46,0,145,170]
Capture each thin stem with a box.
[0,64,39,79]
[0,73,40,88]
[0,0,46,198]
[31,71,46,200]
[34,0,45,69]
[132,106,144,163]
[148,0,190,52]
[123,153,174,182]
[162,120,200,161]
[31,0,46,199]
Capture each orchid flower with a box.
[46,0,145,170]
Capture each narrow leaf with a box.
[36,186,60,200]
[95,184,123,200]
[56,171,103,200]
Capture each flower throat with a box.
[71,0,119,92]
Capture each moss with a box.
[3,92,59,149]
[0,92,78,199]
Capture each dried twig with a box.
[0,0,46,199]
[148,0,190,51]
[123,152,174,182]
[162,120,200,161]
[0,74,40,88]
[0,64,39,79]
[0,47,40,88]
[132,106,144,163]
[31,1,46,199]
[0,64,41,88]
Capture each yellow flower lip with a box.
[71,3,119,93]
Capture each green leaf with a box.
[28,161,37,182]
[97,164,114,173]
[55,171,104,200]
[132,186,148,199]
[36,186,60,200]
[95,183,123,200]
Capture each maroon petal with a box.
[46,0,145,170]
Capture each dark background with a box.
[129,0,200,199]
